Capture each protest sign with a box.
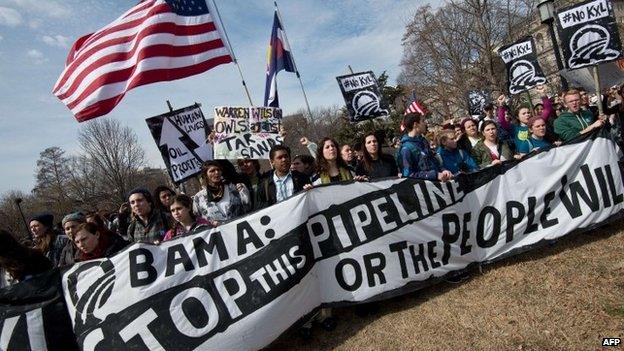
[556,0,622,70]
[467,90,491,116]
[336,71,388,122]
[499,37,548,95]
[213,106,283,159]
[1,129,623,351]
[146,104,212,184]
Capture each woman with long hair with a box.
[153,186,176,214]
[29,213,69,267]
[164,195,214,241]
[73,222,128,262]
[471,120,513,168]
[0,230,52,283]
[456,118,481,153]
[355,132,398,178]
[312,137,354,185]
[193,161,250,224]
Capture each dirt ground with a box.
[267,220,624,351]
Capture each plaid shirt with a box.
[127,209,172,243]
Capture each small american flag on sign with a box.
[53,0,233,122]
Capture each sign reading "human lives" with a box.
[146,104,212,184]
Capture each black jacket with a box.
[254,170,311,210]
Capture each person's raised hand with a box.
[207,131,216,144]
[497,94,507,106]
[591,119,605,130]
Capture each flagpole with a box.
[211,0,254,106]
[274,1,313,118]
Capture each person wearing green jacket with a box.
[471,120,513,168]
[554,90,605,142]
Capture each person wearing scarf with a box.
[311,137,355,186]
[73,222,129,262]
[192,161,251,224]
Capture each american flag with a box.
[53,0,233,122]
[404,93,427,116]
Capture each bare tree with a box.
[282,105,345,155]
[65,154,105,208]
[399,0,536,119]
[32,146,74,214]
[78,118,146,204]
[0,190,36,240]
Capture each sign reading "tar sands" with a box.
[213,106,282,160]
[556,0,622,70]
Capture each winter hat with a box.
[62,212,86,226]
[29,213,54,229]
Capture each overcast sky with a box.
[0,0,430,194]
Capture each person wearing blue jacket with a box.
[398,113,453,182]
[436,131,479,174]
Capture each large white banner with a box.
[54,131,624,351]
[1,131,622,351]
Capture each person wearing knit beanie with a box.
[62,212,85,226]
[62,212,85,239]
[29,213,54,238]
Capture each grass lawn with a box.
[267,219,624,351]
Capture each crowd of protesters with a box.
[1,84,623,337]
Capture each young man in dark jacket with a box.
[255,145,311,210]
[399,113,453,181]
